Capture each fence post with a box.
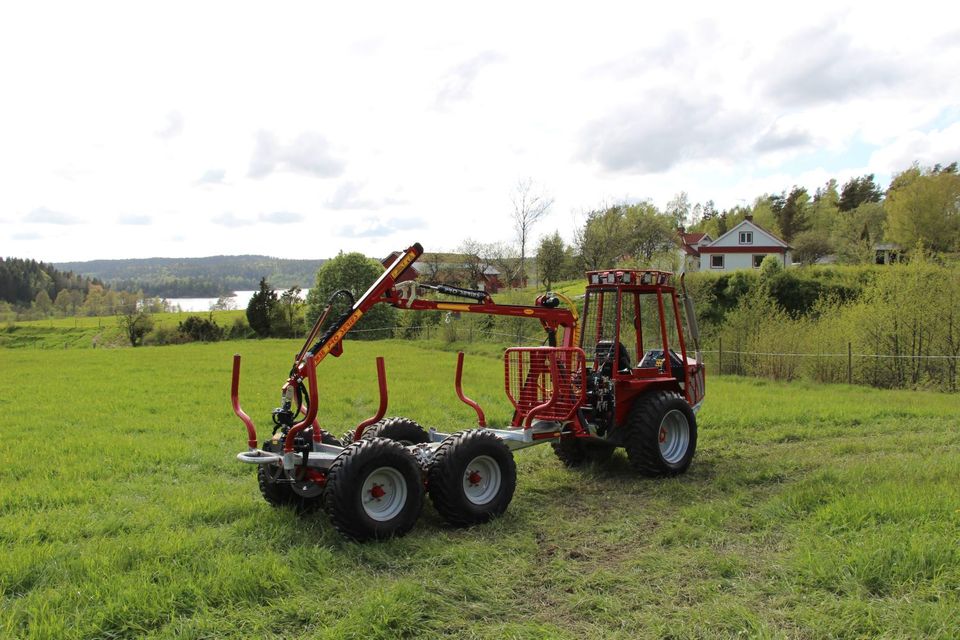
[718,337,722,376]
[847,342,852,385]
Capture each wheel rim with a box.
[462,455,502,505]
[361,466,408,521]
[291,479,324,498]
[658,409,690,464]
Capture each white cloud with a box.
[248,131,345,179]
[1,1,959,261]
[579,92,759,173]
[868,123,960,175]
[258,211,304,225]
[195,169,227,186]
[24,207,81,225]
[117,214,152,225]
[212,212,253,228]
[156,111,184,139]
[435,51,504,110]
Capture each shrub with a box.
[145,324,187,346]
[228,317,254,340]
[178,314,225,342]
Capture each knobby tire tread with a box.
[428,430,517,527]
[323,437,423,542]
[361,417,429,445]
[624,391,697,477]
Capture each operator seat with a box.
[595,340,631,376]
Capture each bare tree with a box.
[484,241,519,284]
[511,178,553,286]
[419,251,450,283]
[456,239,488,288]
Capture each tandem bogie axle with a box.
[231,242,706,541]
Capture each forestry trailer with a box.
[231,243,705,541]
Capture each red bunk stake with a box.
[353,357,389,441]
[231,354,258,450]
[455,351,486,427]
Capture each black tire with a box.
[361,416,429,446]
[301,427,344,447]
[428,430,517,527]
[257,441,325,512]
[551,437,615,468]
[323,438,424,542]
[623,391,697,477]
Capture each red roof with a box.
[680,232,707,244]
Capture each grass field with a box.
[1,311,247,350]
[1,339,958,639]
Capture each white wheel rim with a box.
[658,409,690,464]
[361,466,407,521]
[462,455,502,505]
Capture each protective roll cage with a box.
[231,242,584,454]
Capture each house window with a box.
[710,255,724,269]
[739,231,753,244]
[753,255,765,268]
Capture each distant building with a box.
[381,252,420,284]
[677,230,713,272]
[410,257,514,292]
[874,243,903,265]
[697,217,792,271]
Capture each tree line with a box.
[519,161,960,290]
[0,258,101,306]
[55,255,326,297]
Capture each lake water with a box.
[166,289,309,312]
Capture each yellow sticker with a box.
[437,303,471,312]
[316,310,364,360]
[390,251,416,279]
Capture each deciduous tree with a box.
[118,306,153,346]
[537,232,567,290]
[624,202,674,264]
[884,166,960,253]
[575,206,628,271]
[305,252,396,340]
[665,192,691,228]
[511,178,553,285]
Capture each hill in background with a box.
[55,255,327,298]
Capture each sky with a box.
[2,1,959,263]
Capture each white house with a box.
[698,217,792,271]
[677,231,713,272]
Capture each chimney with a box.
[745,214,753,222]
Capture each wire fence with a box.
[8,316,958,392]
[698,339,959,392]
[384,324,960,392]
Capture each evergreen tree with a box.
[839,174,882,212]
[246,277,277,337]
[770,186,810,241]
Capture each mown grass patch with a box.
[0,340,957,638]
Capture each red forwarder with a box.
[232,243,705,541]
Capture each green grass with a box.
[1,310,246,350]
[1,340,958,639]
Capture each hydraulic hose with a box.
[307,290,356,356]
